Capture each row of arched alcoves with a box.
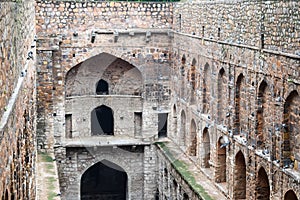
[177,54,300,169]
[169,103,299,199]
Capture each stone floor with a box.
[36,151,61,200]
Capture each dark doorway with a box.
[284,190,298,200]
[234,151,246,199]
[91,105,114,135]
[216,137,226,183]
[158,113,168,138]
[134,112,142,137]
[65,114,72,138]
[81,160,127,200]
[203,128,210,168]
[256,167,270,200]
[96,79,109,95]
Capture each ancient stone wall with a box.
[171,1,300,199]
[0,0,36,199]
[34,0,300,200]
[35,1,174,149]
[57,146,146,199]
[35,1,174,199]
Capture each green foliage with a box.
[39,152,54,162]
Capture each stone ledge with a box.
[156,141,226,200]
[61,135,151,147]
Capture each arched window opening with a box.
[202,63,210,114]
[190,59,197,90]
[91,105,114,135]
[172,105,178,138]
[256,167,270,200]
[81,160,127,200]
[180,55,186,76]
[188,120,197,156]
[180,111,186,147]
[217,68,226,124]
[158,113,168,138]
[96,79,109,95]
[234,151,246,199]
[256,81,268,148]
[235,74,244,135]
[284,190,298,200]
[216,137,226,183]
[202,128,210,168]
[282,90,300,168]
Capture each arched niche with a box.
[284,190,298,200]
[180,110,186,147]
[91,105,114,136]
[96,79,109,95]
[202,128,210,168]
[256,167,270,200]
[234,151,246,199]
[188,119,197,156]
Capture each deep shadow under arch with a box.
[234,151,246,199]
[81,160,127,200]
[96,79,109,95]
[256,167,270,200]
[91,105,114,135]
[284,190,298,200]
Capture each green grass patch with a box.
[39,152,54,163]
[38,152,58,199]
[46,177,57,199]
[47,191,57,200]
[46,164,55,171]
[156,142,214,200]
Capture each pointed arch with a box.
[180,55,186,76]
[91,105,114,135]
[172,105,178,138]
[65,52,143,97]
[256,167,270,200]
[256,80,268,148]
[190,59,197,90]
[235,74,244,134]
[188,119,197,156]
[202,128,210,168]
[217,68,226,123]
[180,110,186,146]
[96,79,109,95]
[284,190,298,200]
[216,137,226,183]
[81,159,127,200]
[234,151,246,199]
[282,90,300,166]
[202,63,210,114]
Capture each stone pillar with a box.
[143,145,158,200]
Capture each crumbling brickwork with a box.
[0,0,36,199]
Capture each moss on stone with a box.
[156,142,214,200]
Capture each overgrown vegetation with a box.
[39,152,54,162]
[156,142,214,200]
[38,152,58,200]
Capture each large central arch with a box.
[65,52,143,97]
[80,160,128,200]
